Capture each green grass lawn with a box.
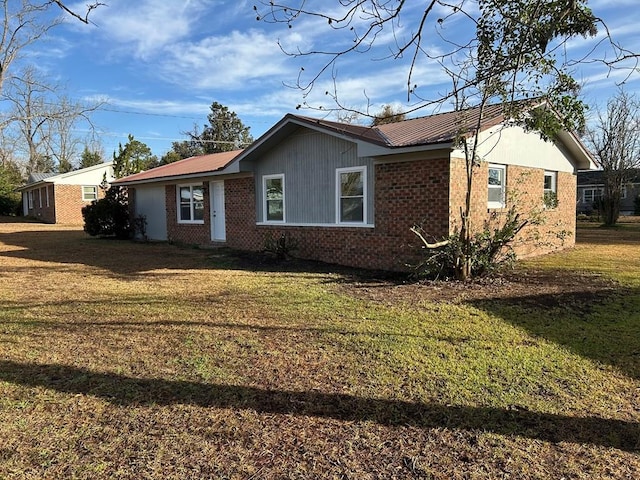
[0,218,638,479]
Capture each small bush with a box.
[263,232,298,260]
[82,186,131,239]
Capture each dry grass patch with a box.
[0,218,639,479]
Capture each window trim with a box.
[27,190,33,209]
[82,185,98,202]
[44,186,49,207]
[262,174,286,223]
[177,183,205,224]
[38,188,43,208]
[487,164,506,209]
[543,171,557,195]
[582,187,603,204]
[336,166,367,225]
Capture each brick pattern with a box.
[223,159,451,271]
[24,184,104,224]
[165,184,211,245]
[163,159,577,271]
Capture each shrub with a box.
[263,232,298,260]
[82,186,131,239]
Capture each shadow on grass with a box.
[0,359,637,452]
[0,225,399,282]
[468,285,640,380]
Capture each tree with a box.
[584,90,640,226]
[0,157,22,215]
[82,134,152,239]
[257,0,600,280]
[0,1,104,96]
[2,67,101,173]
[161,103,254,163]
[112,134,157,179]
[371,105,406,126]
[79,145,104,169]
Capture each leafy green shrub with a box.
[412,206,528,280]
[82,186,131,239]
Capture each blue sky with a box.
[19,0,640,158]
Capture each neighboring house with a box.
[576,169,640,216]
[114,105,594,271]
[17,162,115,224]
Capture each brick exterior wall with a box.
[24,184,105,224]
[165,184,211,245]
[449,159,576,259]
[223,159,451,271]
[162,158,577,272]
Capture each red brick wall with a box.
[24,185,56,223]
[449,160,576,258]
[165,184,211,245]
[163,158,577,271]
[53,184,105,225]
[223,158,451,271]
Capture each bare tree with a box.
[0,1,104,95]
[258,0,600,279]
[584,90,640,226]
[4,67,101,173]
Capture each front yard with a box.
[0,218,638,479]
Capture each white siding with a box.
[464,125,577,173]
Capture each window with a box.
[82,186,98,201]
[544,171,557,195]
[44,186,49,207]
[263,174,285,222]
[28,191,33,209]
[582,187,603,204]
[543,171,558,208]
[488,164,506,208]
[38,188,42,208]
[337,166,366,223]
[178,184,205,223]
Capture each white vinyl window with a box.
[582,187,603,204]
[336,166,366,224]
[178,184,205,223]
[38,188,43,208]
[28,191,33,209]
[544,171,557,195]
[488,164,506,209]
[263,174,285,222]
[44,186,49,207]
[82,186,98,201]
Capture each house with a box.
[114,105,594,271]
[17,162,115,224]
[576,169,640,216]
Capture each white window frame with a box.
[44,185,49,207]
[582,187,603,204]
[38,188,43,208]
[336,166,367,225]
[27,190,33,209]
[82,185,98,202]
[177,184,205,224]
[262,174,286,223]
[544,171,557,195]
[487,164,506,209]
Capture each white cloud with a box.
[159,29,293,90]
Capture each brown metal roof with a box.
[113,149,242,184]
[297,103,507,148]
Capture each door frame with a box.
[209,180,226,242]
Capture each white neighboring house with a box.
[17,162,115,224]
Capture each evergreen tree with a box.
[112,134,158,179]
[79,146,103,169]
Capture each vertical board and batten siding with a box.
[134,185,168,240]
[253,127,375,225]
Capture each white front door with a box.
[210,180,226,241]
